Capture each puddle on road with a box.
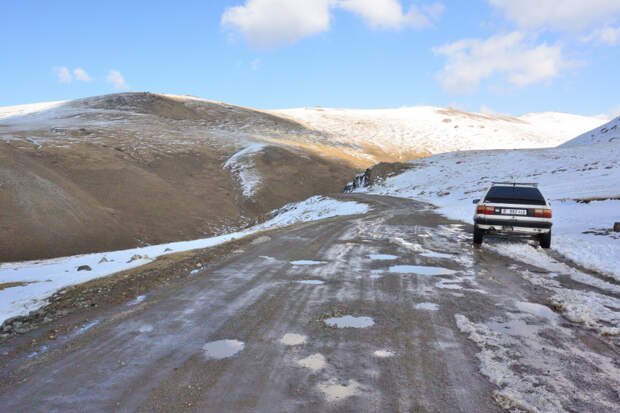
[317,379,361,403]
[373,350,394,358]
[515,302,559,322]
[486,319,540,337]
[299,280,325,285]
[420,252,454,259]
[415,302,440,311]
[280,333,307,346]
[291,260,326,266]
[324,315,374,329]
[368,254,399,261]
[389,265,456,276]
[297,353,326,371]
[203,339,245,359]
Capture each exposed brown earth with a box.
[0,93,358,262]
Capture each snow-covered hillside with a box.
[562,116,620,146]
[275,106,605,161]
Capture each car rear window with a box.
[484,186,546,205]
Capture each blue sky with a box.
[2,0,619,116]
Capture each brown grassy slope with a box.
[0,93,357,262]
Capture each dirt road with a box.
[1,195,618,412]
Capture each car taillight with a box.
[477,206,495,215]
[534,209,552,218]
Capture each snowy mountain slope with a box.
[274,106,605,162]
[562,116,620,146]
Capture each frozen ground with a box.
[0,196,369,325]
[359,118,620,280]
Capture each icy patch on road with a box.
[455,314,620,413]
[280,333,307,346]
[0,195,368,325]
[317,379,362,403]
[298,280,325,285]
[324,315,374,328]
[512,268,620,336]
[203,339,245,359]
[373,350,394,358]
[389,265,456,276]
[415,302,439,311]
[368,254,398,261]
[297,353,326,372]
[291,260,326,266]
[420,251,454,259]
[138,324,153,334]
[127,295,146,306]
[515,301,559,323]
[455,313,620,412]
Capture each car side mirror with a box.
[472,199,480,204]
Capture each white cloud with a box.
[339,0,443,29]
[73,68,92,82]
[434,32,570,94]
[583,26,620,45]
[54,66,72,83]
[106,70,128,90]
[222,0,444,48]
[489,0,620,31]
[222,0,333,49]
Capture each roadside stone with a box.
[98,257,110,264]
[613,222,620,232]
[77,265,92,272]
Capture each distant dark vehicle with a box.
[472,182,552,248]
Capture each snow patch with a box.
[223,143,266,198]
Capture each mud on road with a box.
[0,194,618,412]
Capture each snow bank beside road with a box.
[360,142,620,279]
[0,196,369,325]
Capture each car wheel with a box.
[539,231,551,249]
[473,225,483,245]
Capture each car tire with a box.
[473,225,483,245]
[539,231,551,249]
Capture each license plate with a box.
[501,209,527,216]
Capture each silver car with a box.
[473,182,552,248]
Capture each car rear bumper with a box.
[474,216,551,234]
